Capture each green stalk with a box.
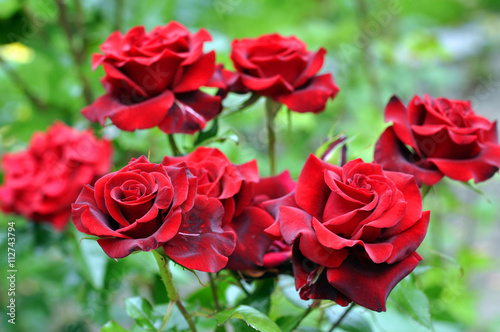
[265,98,282,176]
[208,273,222,312]
[328,303,355,332]
[152,250,197,332]
[167,134,182,156]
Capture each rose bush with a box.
[265,155,430,311]
[71,156,236,272]
[229,33,339,113]
[82,21,222,134]
[374,95,500,186]
[0,122,112,230]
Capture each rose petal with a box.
[81,90,175,131]
[385,96,421,154]
[275,74,339,113]
[225,206,275,270]
[164,196,236,272]
[374,126,443,186]
[72,185,126,238]
[173,51,216,93]
[296,154,339,219]
[326,252,422,312]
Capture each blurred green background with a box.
[0,0,499,331]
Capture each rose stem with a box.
[208,273,222,311]
[288,306,313,331]
[232,273,251,296]
[167,134,182,156]
[328,303,355,332]
[265,98,282,176]
[152,249,197,332]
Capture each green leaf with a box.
[238,278,275,314]
[461,180,491,203]
[194,118,219,145]
[325,306,372,332]
[200,128,240,146]
[125,296,160,331]
[421,243,464,277]
[100,321,128,332]
[389,277,434,331]
[275,315,305,332]
[77,231,109,289]
[215,305,281,332]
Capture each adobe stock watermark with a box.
[468,74,500,106]
[6,0,63,44]
[5,220,17,325]
[339,0,402,64]
[213,0,242,17]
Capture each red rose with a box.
[230,34,339,113]
[0,122,112,230]
[225,171,295,273]
[265,155,429,312]
[374,95,500,186]
[162,147,259,201]
[163,147,294,273]
[82,22,222,134]
[71,156,236,273]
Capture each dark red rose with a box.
[225,171,295,273]
[374,95,500,186]
[0,122,112,230]
[82,22,222,134]
[162,147,258,201]
[71,156,236,273]
[230,34,339,113]
[265,155,429,312]
[163,147,294,273]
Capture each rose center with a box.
[119,181,148,201]
[442,104,470,128]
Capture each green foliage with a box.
[215,305,281,332]
[389,277,434,331]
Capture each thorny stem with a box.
[152,250,197,332]
[328,303,356,332]
[265,98,282,176]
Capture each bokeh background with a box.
[1,0,499,331]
